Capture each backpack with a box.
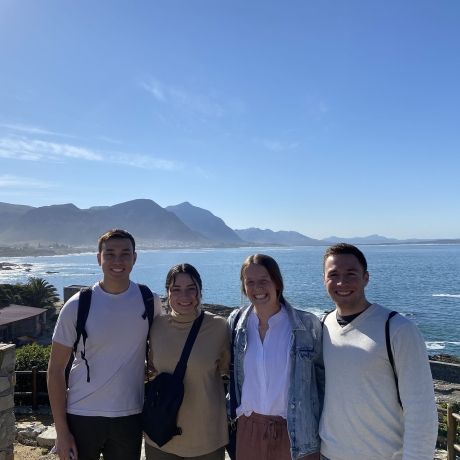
[67,283,155,384]
[142,310,204,447]
[321,309,402,407]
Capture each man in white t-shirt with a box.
[319,243,438,460]
[47,229,161,460]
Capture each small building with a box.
[0,304,47,342]
[63,284,88,303]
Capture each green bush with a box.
[15,343,51,371]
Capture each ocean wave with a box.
[426,341,460,350]
[432,293,460,298]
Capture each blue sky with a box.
[1,1,459,240]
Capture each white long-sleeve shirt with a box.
[237,307,291,418]
[320,303,438,460]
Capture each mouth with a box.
[254,293,268,300]
[335,290,353,297]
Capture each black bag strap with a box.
[139,284,155,329]
[138,283,155,370]
[321,309,334,328]
[386,310,402,407]
[74,287,92,382]
[173,310,205,381]
[228,308,243,422]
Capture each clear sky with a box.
[1,0,459,240]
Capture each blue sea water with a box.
[1,244,459,357]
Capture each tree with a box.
[21,277,59,308]
[0,283,23,307]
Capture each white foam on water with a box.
[426,341,460,351]
[432,293,460,298]
[426,342,445,350]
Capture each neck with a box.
[253,301,281,325]
[336,300,371,316]
[99,279,130,295]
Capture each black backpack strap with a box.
[138,284,155,328]
[138,284,155,376]
[174,310,205,380]
[386,311,402,407]
[321,310,334,328]
[74,287,92,383]
[228,308,243,422]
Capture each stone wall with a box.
[430,360,460,384]
[0,343,15,460]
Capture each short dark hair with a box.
[323,243,368,272]
[240,254,286,304]
[165,263,203,299]
[98,229,136,253]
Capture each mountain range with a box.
[0,200,458,249]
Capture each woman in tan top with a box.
[144,263,230,460]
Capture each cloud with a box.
[257,138,300,152]
[0,123,74,138]
[0,174,56,189]
[109,153,183,171]
[140,77,225,118]
[0,137,103,161]
[0,134,185,172]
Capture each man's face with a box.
[323,253,369,313]
[97,237,136,287]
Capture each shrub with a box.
[15,343,51,406]
[15,343,51,371]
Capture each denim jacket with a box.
[228,301,324,460]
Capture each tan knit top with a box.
[145,308,230,456]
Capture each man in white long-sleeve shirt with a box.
[319,243,438,460]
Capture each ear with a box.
[364,271,369,286]
[133,251,137,265]
[97,252,101,266]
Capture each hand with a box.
[54,429,78,460]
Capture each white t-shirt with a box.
[52,281,161,417]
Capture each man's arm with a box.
[393,320,438,460]
[47,341,78,460]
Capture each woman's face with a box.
[243,263,279,309]
[168,273,200,315]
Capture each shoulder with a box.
[288,303,322,331]
[227,306,250,327]
[203,310,227,327]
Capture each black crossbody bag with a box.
[142,310,205,447]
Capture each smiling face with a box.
[242,263,280,313]
[97,237,136,293]
[168,273,200,315]
[323,253,370,315]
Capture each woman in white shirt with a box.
[228,254,324,460]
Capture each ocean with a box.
[1,244,459,357]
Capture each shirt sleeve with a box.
[392,318,438,460]
[52,293,79,348]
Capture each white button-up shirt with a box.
[237,306,291,419]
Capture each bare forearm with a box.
[47,371,70,434]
